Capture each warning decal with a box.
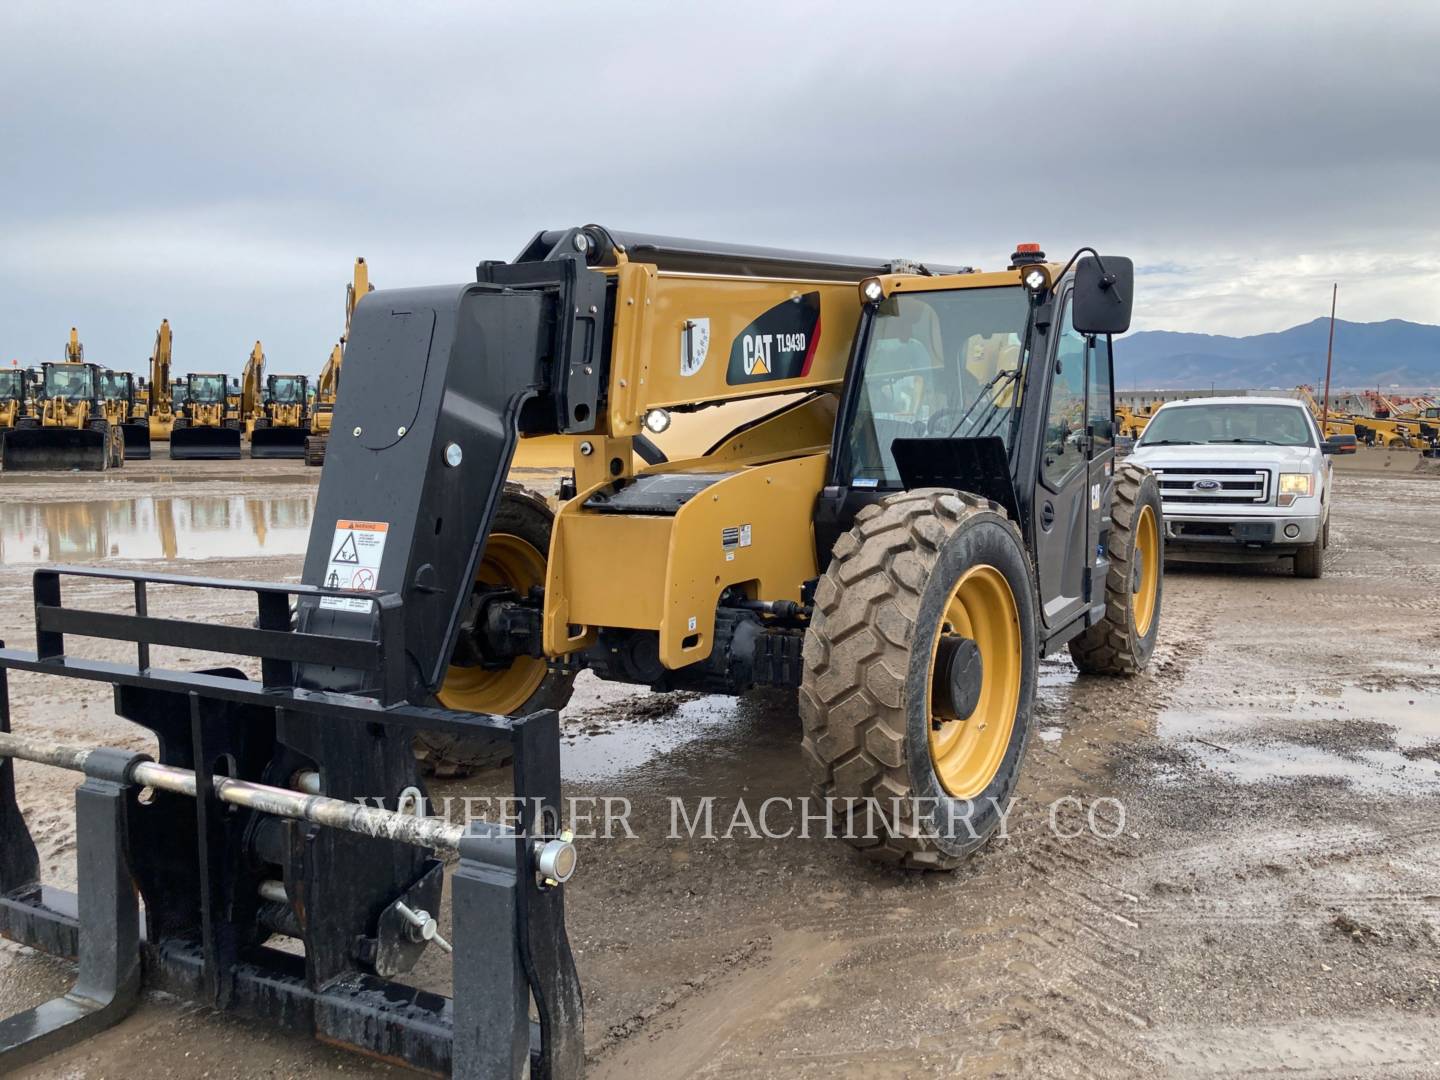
[318,519,389,613]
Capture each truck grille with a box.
[1154,467,1269,505]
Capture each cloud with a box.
[2,0,1438,372]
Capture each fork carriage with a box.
[0,566,583,1079]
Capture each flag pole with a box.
[1321,283,1337,435]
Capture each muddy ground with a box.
[1,455,1437,1078]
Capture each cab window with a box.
[1087,334,1113,452]
[846,286,1029,486]
[1041,297,1087,489]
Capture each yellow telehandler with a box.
[0,227,1161,1078]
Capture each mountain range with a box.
[1112,318,1440,390]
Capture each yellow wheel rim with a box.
[1133,504,1159,638]
[437,533,548,714]
[927,564,1022,800]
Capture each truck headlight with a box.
[1277,472,1314,506]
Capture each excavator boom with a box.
[306,257,372,465]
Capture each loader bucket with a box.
[0,426,109,471]
[168,426,241,460]
[248,425,308,459]
[121,422,151,460]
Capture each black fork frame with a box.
[0,566,583,1079]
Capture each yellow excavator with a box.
[239,341,265,438]
[170,364,242,460]
[1,329,124,470]
[305,257,371,465]
[146,320,176,442]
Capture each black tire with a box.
[413,483,577,778]
[304,435,326,466]
[1070,462,1163,676]
[800,489,1038,870]
[1294,535,1324,578]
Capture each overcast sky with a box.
[3,1,1438,374]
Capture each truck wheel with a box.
[1069,462,1163,676]
[413,483,576,778]
[1294,535,1325,578]
[800,489,1037,869]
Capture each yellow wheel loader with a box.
[169,371,242,459]
[98,368,152,459]
[1,332,125,471]
[0,227,1161,1078]
[251,373,311,458]
[0,367,25,431]
[306,257,372,466]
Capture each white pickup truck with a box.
[1130,396,1335,578]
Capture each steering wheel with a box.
[923,409,961,437]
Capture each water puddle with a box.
[0,494,314,564]
[560,687,803,795]
[1158,685,1440,794]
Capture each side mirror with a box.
[1072,255,1134,335]
[1320,441,1338,455]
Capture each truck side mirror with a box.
[1072,255,1134,335]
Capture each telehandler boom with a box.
[0,226,1159,1077]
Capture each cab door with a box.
[1033,292,1091,630]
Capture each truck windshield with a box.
[46,365,94,399]
[1139,404,1316,447]
[270,377,304,404]
[845,286,1029,485]
[189,375,227,404]
[0,371,21,398]
[172,382,189,405]
[98,372,127,399]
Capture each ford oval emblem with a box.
[1193,479,1221,491]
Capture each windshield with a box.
[270,376,304,404]
[189,374,227,404]
[171,381,188,404]
[1139,403,1316,447]
[45,365,95,399]
[845,286,1029,485]
[0,371,21,398]
[98,371,128,399]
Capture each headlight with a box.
[860,278,884,303]
[1022,265,1052,293]
[642,408,671,434]
[1277,472,1314,506]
